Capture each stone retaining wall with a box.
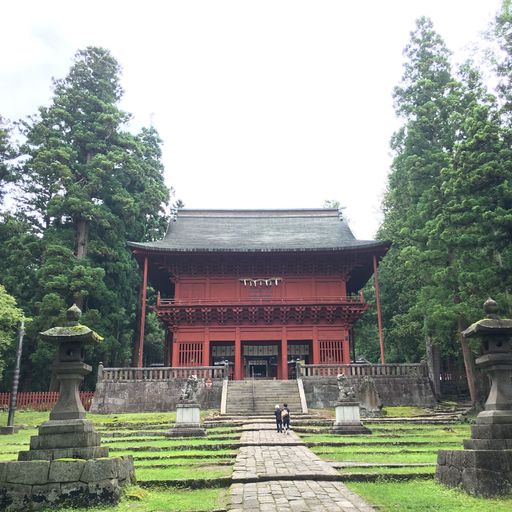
[0,456,134,511]
[302,375,436,408]
[91,379,222,414]
[91,374,434,413]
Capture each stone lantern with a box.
[18,304,107,460]
[1,305,134,511]
[436,298,512,496]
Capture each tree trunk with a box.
[76,218,88,259]
[458,316,478,406]
[425,331,441,399]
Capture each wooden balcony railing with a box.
[157,292,365,307]
[299,363,428,378]
[98,364,227,382]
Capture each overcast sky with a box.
[1,1,502,239]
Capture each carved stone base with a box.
[18,419,108,461]
[330,402,371,435]
[167,425,207,438]
[167,403,206,437]
[436,449,512,497]
[330,423,372,435]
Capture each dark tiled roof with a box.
[128,209,389,253]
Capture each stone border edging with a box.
[138,477,232,489]
[134,472,434,490]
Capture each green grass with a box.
[347,479,512,511]
[340,465,435,475]
[106,437,237,448]
[381,406,431,417]
[133,457,234,467]
[313,450,447,464]
[43,486,228,511]
[136,465,232,481]
[304,421,468,466]
[113,449,237,458]
[3,409,509,511]
[303,434,466,444]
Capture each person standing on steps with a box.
[282,403,290,434]
[274,404,283,433]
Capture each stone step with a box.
[226,379,304,415]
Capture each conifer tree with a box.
[8,47,169,388]
[378,17,458,365]
[0,116,15,205]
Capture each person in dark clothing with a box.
[274,404,282,433]
[282,403,290,433]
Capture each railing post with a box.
[97,362,104,382]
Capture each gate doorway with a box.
[242,341,279,379]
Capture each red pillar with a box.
[164,329,172,367]
[134,255,148,368]
[312,326,320,364]
[234,328,242,380]
[203,328,210,366]
[373,254,385,364]
[281,328,288,380]
[342,330,350,363]
[172,340,179,367]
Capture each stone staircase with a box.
[225,379,305,415]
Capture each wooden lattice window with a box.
[178,343,203,366]
[319,340,344,364]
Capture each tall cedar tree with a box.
[418,64,512,403]
[0,116,15,204]
[378,17,458,367]
[12,47,169,389]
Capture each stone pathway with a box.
[228,422,375,511]
[240,429,303,446]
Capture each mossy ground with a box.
[2,407,512,511]
[0,410,232,511]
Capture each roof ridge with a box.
[177,209,340,218]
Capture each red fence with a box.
[0,392,94,411]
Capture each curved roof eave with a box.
[127,240,391,253]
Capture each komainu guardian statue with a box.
[336,373,356,402]
[179,375,199,404]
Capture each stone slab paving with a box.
[240,429,304,445]
[229,480,375,511]
[242,423,275,431]
[229,424,376,511]
[232,445,339,481]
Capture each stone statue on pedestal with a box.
[179,375,199,404]
[168,374,206,437]
[331,373,371,435]
[336,373,356,402]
